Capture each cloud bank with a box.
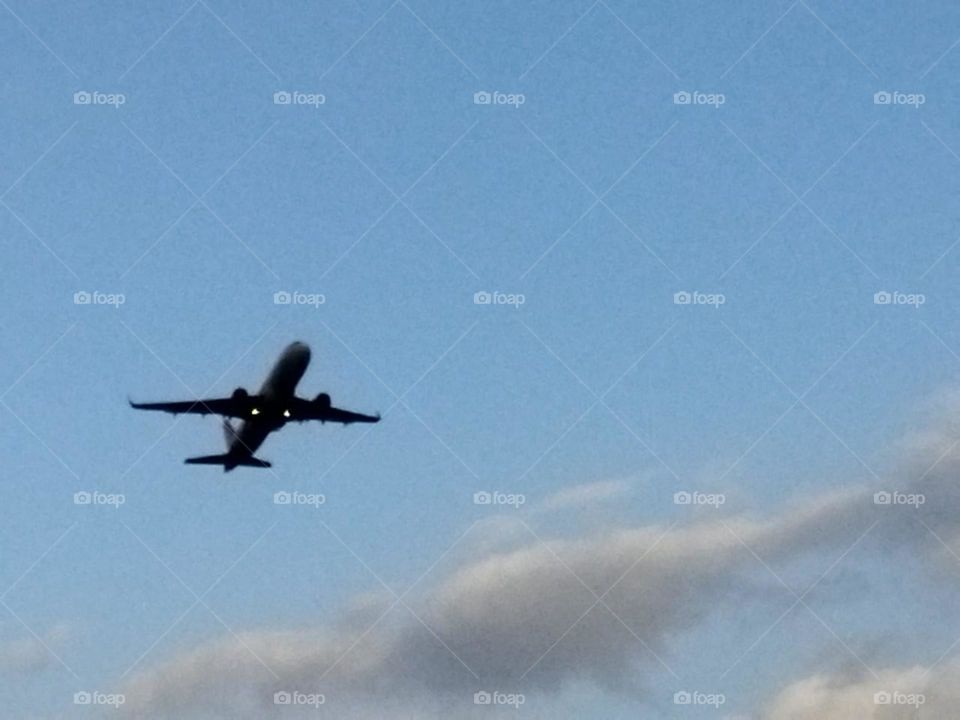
[117,396,960,718]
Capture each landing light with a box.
[283,409,291,418]
[251,408,260,416]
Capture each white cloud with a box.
[0,637,50,674]
[0,626,68,675]
[121,488,876,718]
[118,398,960,718]
[764,662,957,719]
[540,479,632,511]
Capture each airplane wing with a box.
[129,396,257,419]
[289,397,380,424]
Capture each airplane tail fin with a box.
[188,421,270,471]
[223,418,238,450]
[184,453,272,472]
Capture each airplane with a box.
[130,341,380,471]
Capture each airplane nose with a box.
[288,341,311,363]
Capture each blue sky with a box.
[3,1,960,718]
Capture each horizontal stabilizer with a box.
[184,453,272,470]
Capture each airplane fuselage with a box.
[227,341,311,462]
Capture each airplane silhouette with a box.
[130,341,379,471]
